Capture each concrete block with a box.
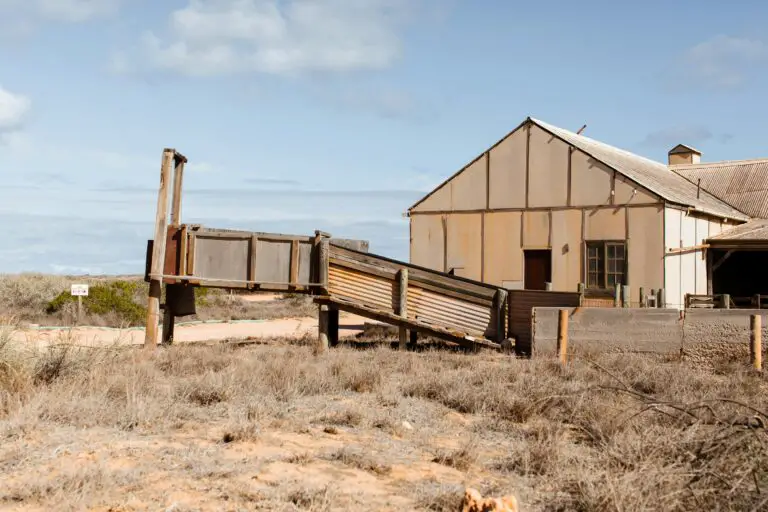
[532,307,683,356]
[682,309,768,364]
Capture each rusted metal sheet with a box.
[508,290,581,355]
[162,226,182,283]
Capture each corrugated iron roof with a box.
[531,118,749,221]
[671,159,768,219]
[708,219,768,241]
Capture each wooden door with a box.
[524,250,552,290]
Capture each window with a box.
[586,241,626,290]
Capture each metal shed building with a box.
[406,116,754,309]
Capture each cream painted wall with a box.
[446,213,482,280]
[550,210,582,291]
[410,214,444,271]
[527,125,569,207]
[627,206,664,295]
[483,211,523,286]
[488,129,527,209]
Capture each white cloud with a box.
[0,86,30,145]
[0,0,119,24]
[123,0,417,76]
[672,35,768,90]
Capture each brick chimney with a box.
[668,144,701,165]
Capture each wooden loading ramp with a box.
[143,148,509,351]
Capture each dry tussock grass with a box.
[0,328,766,510]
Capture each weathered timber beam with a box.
[315,297,501,351]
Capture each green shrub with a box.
[46,281,146,326]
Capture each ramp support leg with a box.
[329,306,339,347]
[397,268,409,350]
[318,304,330,353]
[162,307,175,345]
[409,330,418,349]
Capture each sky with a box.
[1,0,768,275]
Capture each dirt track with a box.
[7,311,371,349]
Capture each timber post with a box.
[751,314,762,371]
[145,148,175,350]
[557,308,569,366]
[317,304,330,354]
[639,287,645,308]
[315,231,331,296]
[328,306,339,347]
[493,288,508,342]
[397,268,409,350]
[161,151,187,346]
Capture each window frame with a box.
[584,240,627,291]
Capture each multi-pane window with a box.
[586,241,626,290]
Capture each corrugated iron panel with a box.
[672,159,768,219]
[532,118,749,221]
[328,265,396,313]
[508,290,581,355]
[708,219,768,241]
[408,286,492,337]
[328,244,502,341]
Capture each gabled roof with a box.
[407,117,749,221]
[530,118,748,221]
[671,159,768,219]
[669,143,701,155]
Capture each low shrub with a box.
[46,281,146,326]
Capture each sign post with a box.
[70,284,89,325]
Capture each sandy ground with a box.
[7,311,371,349]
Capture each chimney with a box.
[668,144,701,165]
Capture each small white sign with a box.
[71,284,89,297]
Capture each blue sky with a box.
[1,0,767,275]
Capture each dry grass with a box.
[0,330,766,510]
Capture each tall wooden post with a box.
[751,314,762,371]
[657,288,666,309]
[622,285,630,308]
[161,153,187,345]
[639,287,646,308]
[557,309,569,366]
[145,149,175,350]
[397,268,409,350]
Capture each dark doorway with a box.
[712,249,768,302]
[524,250,552,290]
